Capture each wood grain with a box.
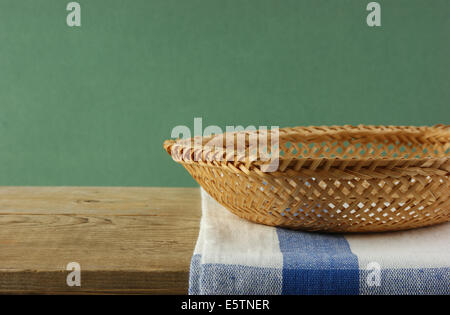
[0,187,201,294]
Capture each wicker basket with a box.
[164,125,450,232]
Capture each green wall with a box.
[0,0,448,186]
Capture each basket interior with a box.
[280,134,449,160]
[231,125,450,160]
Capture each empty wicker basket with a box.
[164,125,450,232]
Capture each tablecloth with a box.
[189,189,450,295]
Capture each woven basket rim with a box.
[164,124,450,176]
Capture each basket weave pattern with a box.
[165,125,450,232]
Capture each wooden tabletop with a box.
[0,187,201,294]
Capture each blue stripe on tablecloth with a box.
[188,254,202,295]
[276,228,359,295]
[198,264,282,295]
[359,267,450,295]
[188,254,282,295]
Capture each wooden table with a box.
[0,187,201,294]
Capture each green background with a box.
[0,0,448,187]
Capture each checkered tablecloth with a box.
[189,189,450,295]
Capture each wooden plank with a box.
[0,187,201,294]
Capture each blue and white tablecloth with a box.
[189,189,450,295]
